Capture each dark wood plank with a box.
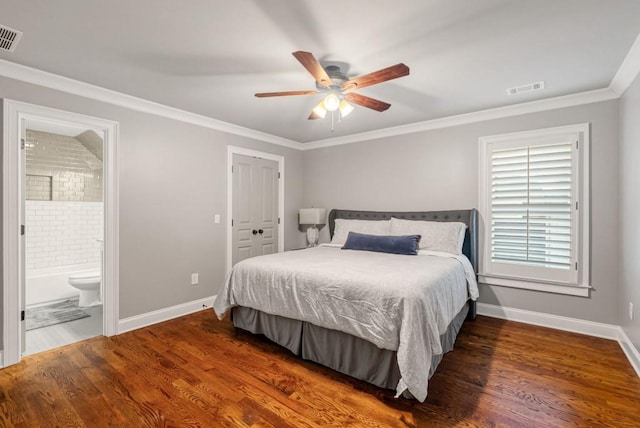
[1,311,638,427]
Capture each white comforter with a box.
[213,245,478,402]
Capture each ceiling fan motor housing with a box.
[316,65,349,91]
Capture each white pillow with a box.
[389,217,466,255]
[331,219,391,246]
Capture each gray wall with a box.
[620,74,640,351]
[303,100,620,325]
[0,75,305,322]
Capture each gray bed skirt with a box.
[231,300,470,392]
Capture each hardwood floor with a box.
[1,310,638,427]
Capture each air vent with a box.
[0,25,23,53]
[506,81,544,96]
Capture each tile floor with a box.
[24,304,103,355]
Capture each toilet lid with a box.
[69,271,100,281]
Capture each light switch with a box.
[214,214,220,224]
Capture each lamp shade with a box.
[312,102,327,119]
[339,100,354,118]
[299,208,326,225]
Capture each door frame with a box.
[226,146,284,275]
[2,99,120,367]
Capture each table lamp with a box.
[299,208,326,247]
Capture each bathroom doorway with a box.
[23,122,105,355]
[2,100,119,366]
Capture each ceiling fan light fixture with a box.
[255,51,410,126]
[312,102,327,119]
[339,100,354,118]
[323,93,340,112]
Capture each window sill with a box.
[478,274,590,297]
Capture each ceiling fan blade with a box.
[342,63,409,91]
[292,51,334,87]
[344,93,391,112]
[255,90,318,98]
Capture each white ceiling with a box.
[1,0,639,143]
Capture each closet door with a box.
[232,154,279,265]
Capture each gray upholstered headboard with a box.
[328,209,478,273]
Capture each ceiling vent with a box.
[506,81,544,96]
[0,25,23,53]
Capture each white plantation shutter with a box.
[480,125,589,294]
[491,143,573,269]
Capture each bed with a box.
[214,209,479,402]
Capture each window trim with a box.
[478,123,590,297]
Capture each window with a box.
[479,124,590,297]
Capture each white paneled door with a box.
[232,154,279,265]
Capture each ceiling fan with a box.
[255,51,410,121]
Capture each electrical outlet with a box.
[191,273,199,285]
[214,214,220,224]
[630,302,634,321]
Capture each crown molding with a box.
[301,88,618,150]
[303,32,640,150]
[610,31,640,96]
[2,32,639,153]
[0,59,303,150]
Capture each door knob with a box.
[252,229,258,235]
[258,229,264,234]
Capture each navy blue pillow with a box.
[342,232,421,255]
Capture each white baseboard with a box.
[617,329,640,378]
[476,303,620,339]
[477,303,640,378]
[118,295,216,334]
[0,350,4,369]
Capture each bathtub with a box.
[26,263,100,307]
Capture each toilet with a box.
[68,271,101,307]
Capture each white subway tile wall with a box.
[26,130,103,202]
[25,201,104,270]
